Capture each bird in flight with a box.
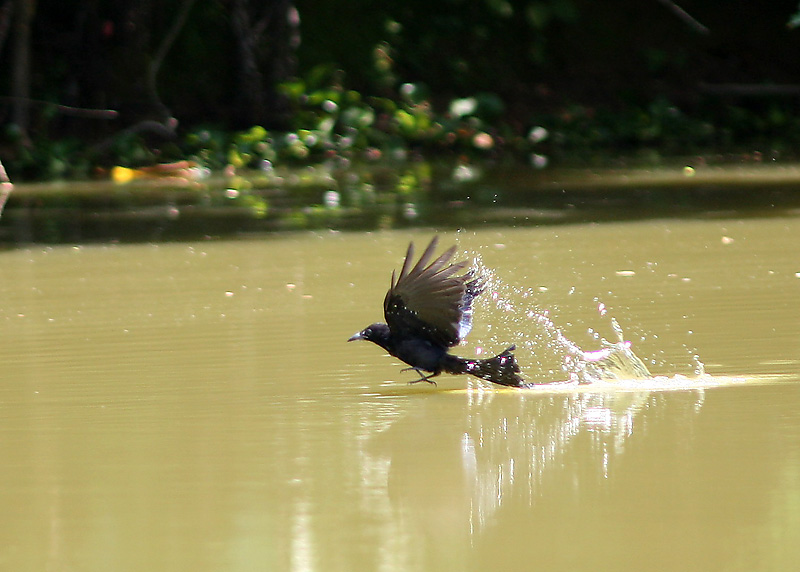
[348,236,524,387]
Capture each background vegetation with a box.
[2,0,800,180]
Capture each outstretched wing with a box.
[383,236,484,348]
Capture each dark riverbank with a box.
[3,159,800,244]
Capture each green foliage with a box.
[789,3,800,28]
[5,0,800,183]
[4,124,91,180]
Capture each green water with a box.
[0,219,798,570]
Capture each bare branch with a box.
[699,83,800,97]
[655,0,709,35]
[147,0,198,119]
[0,96,118,119]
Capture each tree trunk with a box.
[0,0,14,59]
[11,0,33,138]
[229,0,298,128]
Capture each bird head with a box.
[348,323,391,348]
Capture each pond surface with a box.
[0,218,798,571]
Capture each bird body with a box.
[349,237,524,387]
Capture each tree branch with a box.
[655,0,709,35]
[699,83,800,97]
[0,96,118,119]
[147,0,198,119]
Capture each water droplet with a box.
[324,190,340,208]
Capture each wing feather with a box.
[383,237,485,347]
[393,241,417,289]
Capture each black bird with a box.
[348,236,524,387]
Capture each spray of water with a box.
[468,251,697,386]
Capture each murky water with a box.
[0,218,798,571]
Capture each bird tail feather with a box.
[444,345,524,387]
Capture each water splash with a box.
[522,305,651,385]
[581,317,652,382]
[471,254,659,385]
[692,353,706,376]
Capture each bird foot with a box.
[401,367,438,386]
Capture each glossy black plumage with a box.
[348,237,524,387]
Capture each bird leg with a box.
[401,367,439,386]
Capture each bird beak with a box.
[347,331,364,342]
